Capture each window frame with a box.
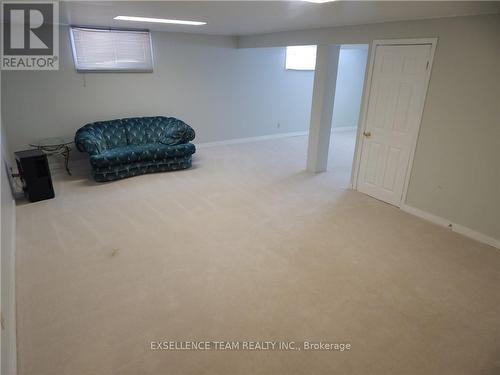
[69,26,155,73]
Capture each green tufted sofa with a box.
[75,116,196,182]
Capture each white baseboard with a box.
[49,131,310,175]
[332,126,357,133]
[400,204,500,250]
[53,128,357,174]
[196,127,357,149]
[196,131,308,148]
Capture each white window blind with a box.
[70,27,153,72]
[285,45,317,70]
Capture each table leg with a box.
[63,146,71,175]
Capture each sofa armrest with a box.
[161,119,196,146]
[75,130,106,156]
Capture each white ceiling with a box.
[60,1,500,36]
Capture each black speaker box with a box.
[15,150,55,202]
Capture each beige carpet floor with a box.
[16,131,500,375]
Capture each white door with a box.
[357,43,432,206]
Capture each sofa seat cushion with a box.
[90,143,195,168]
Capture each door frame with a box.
[350,38,438,207]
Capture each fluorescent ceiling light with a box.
[114,16,206,26]
[302,0,337,3]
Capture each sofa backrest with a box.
[124,117,176,145]
[88,119,129,149]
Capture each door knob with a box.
[363,131,372,137]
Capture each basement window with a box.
[69,27,154,72]
[285,45,317,70]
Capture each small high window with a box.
[285,45,317,71]
[70,27,153,72]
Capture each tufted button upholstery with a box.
[75,116,196,182]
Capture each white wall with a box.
[1,71,18,375]
[332,48,368,129]
[2,27,314,158]
[2,27,371,157]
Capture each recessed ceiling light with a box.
[113,16,206,26]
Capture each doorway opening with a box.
[329,44,369,187]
